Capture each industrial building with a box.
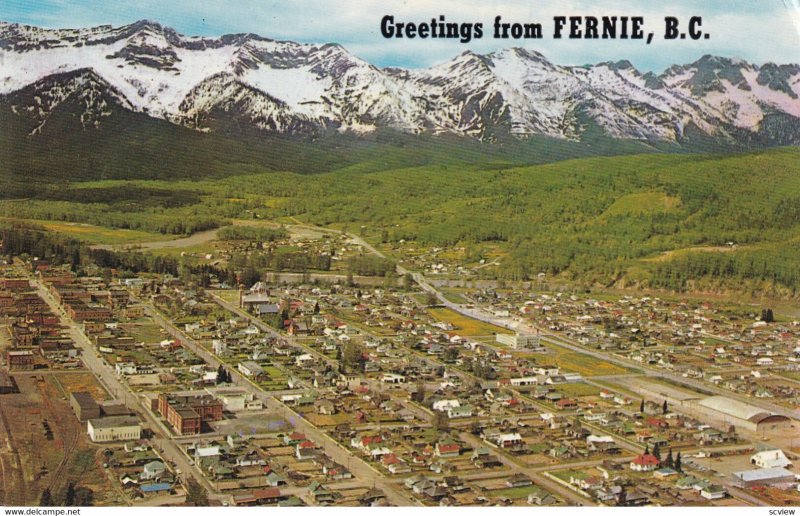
[87,416,142,443]
[70,391,101,421]
[732,467,796,488]
[696,396,793,434]
[496,333,543,350]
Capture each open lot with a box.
[212,411,291,436]
[53,372,110,403]
[428,308,513,336]
[0,374,121,506]
[541,347,630,377]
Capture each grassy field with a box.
[0,218,174,245]
[126,323,168,344]
[777,371,800,382]
[555,382,603,397]
[440,288,471,304]
[542,346,630,377]
[53,372,110,402]
[215,290,242,304]
[428,307,513,336]
[602,191,681,217]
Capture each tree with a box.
[662,399,668,415]
[675,451,683,472]
[314,301,320,314]
[617,486,627,506]
[403,273,414,291]
[432,411,449,433]
[216,364,226,384]
[69,247,81,273]
[652,442,661,462]
[426,291,438,306]
[412,379,426,403]
[644,444,650,455]
[666,448,674,469]
[40,488,53,507]
[185,478,209,506]
[442,347,460,363]
[64,483,76,506]
[74,486,94,506]
[761,308,774,323]
[241,267,261,288]
[342,342,364,373]
[640,399,645,413]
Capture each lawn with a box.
[428,307,513,336]
[215,289,242,304]
[127,323,167,344]
[440,288,470,304]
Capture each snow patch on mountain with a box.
[1,21,799,145]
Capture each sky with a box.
[3,0,799,72]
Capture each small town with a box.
[2,225,799,509]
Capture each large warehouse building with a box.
[87,416,142,443]
[697,396,793,434]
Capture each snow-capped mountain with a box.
[2,20,800,145]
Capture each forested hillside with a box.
[1,147,798,295]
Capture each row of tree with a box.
[39,483,93,506]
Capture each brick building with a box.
[6,350,35,370]
[155,392,223,435]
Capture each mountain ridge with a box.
[2,19,800,146]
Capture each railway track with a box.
[37,377,81,496]
[0,392,28,505]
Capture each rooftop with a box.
[733,467,794,482]
[88,416,141,429]
[697,396,778,423]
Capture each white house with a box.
[238,361,266,379]
[194,444,221,461]
[295,354,315,367]
[496,433,524,448]
[751,449,792,469]
[212,339,227,355]
[587,435,616,451]
[381,373,406,384]
[432,399,460,412]
[447,405,473,419]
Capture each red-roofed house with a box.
[630,453,660,472]
[435,443,461,458]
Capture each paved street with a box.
[29,274,226,502]
[136,295,420,506]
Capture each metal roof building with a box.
[732,467,796,487]
[697,396,792,433]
